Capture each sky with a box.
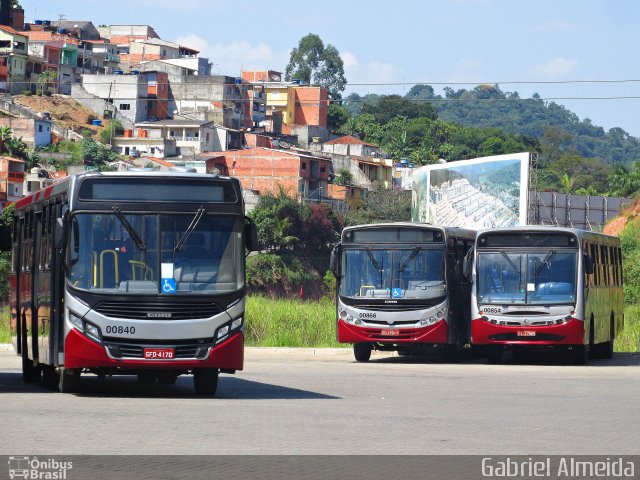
[19,0,640,137]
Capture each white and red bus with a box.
[2,171,256,394]
[468,226,624,363]
[331,222,475,361]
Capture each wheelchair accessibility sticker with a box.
[162,278,176,294]
[160,263,176,294]
[392,288,404,298]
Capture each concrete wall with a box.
[0,117,51,147]
[81,74,148,123]
[169,76,246,129]
[71,84,135,129]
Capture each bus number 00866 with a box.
[105,325,136,335]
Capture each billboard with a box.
[411,152,530,229]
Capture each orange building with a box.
[0,156,26,206]
[205,147,330,201]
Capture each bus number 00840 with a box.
[105,325,136,335]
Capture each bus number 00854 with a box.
[105,325,136,335]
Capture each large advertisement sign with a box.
[411,152,530,229]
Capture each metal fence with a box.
[528,191,632,231]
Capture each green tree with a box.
[362,94,436,124]
[285,33,347,100]
[327,104,349,132]
[344,189,412,226]
[608,161,640,197]
[36,69,57,96]
[100,119,124,145]
[0,204,14,302]
[334,168,353,186]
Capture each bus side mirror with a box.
[0,224,11,252]
[462,249,474,279]
[584,255,594,275]
[329,245,339,277]
[244,219,258,252]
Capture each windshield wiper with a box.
[500,250,520,274]
[174,206,206,252]
[398,247,421,274]
[535,249,557,276]
[365,248,382,272]
[112,205,146,250]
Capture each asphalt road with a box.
[1,345,639,455]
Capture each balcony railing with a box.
[7,172,25,182]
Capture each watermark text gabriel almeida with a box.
[481,457,635,478]
[8,456,73,480]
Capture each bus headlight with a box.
[231,317,243,330]
[217,325,230,339]
[84,321,102,343]
[68,312,83,331]
[437,310,445,319]
[339,310,347,319]
[346,315,355,324]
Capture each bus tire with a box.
[486,345,502,364]
[597,316,615,360]
[353,343,372,362]
[193,368,219,396]
[58,368,80,393]
[21,320,40,383]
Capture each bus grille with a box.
[361,327,424,341]
[94,302,222,320]
[105,341,212,359]
[489,333,565,342]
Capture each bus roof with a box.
[341,222,476,240]
[476,225,620,243]
[13,171,239,211]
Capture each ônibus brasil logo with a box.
[8,456,73,479]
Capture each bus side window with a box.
[592,243,599,287]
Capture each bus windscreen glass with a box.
[339,248,445,300]
[477,251,577,304]
[69,213,243,294]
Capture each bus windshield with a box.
[69,212,244,295]
[339,248,446,300]
[477,251,577,304]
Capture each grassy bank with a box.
[245,295,342,348]
[615,305,640,352]
[1,300,636,352]
[0,306,8,343]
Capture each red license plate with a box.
[144,348,175,359]
[517,331,536,337]
[380,329,400,336]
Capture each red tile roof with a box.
[0,25,26,36]
[324,135,378,147]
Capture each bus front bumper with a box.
[63,328,244,371]
[337,319,448,344]
[471,318,584,345]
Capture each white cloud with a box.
[173,35,290,75]
[532,57,578,79]
[442,58,485,84]
[340,51,358,70]
[341,52,401,94]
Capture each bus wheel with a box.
[486,345,503,364]
[353,343,372,362]
[58,368,80,393]
[193,368,219,396]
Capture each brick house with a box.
[204,147,331,202]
